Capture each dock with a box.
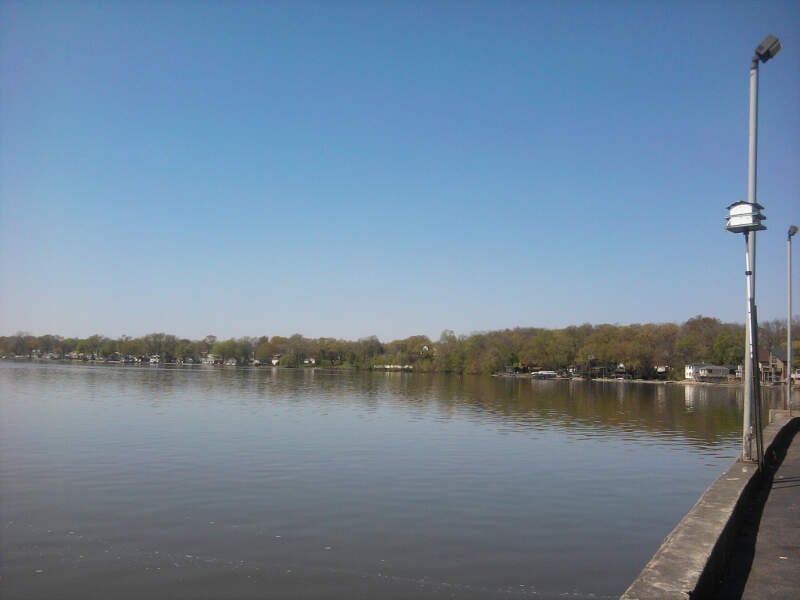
[716,412,800,598]
[621,410,800,599]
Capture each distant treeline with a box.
[2,315,797,378]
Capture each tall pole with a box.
[789,227,797,413]
[743,231,758,462]
[742,59,759,462]
[743,232,753,457]
[730,34,781,466]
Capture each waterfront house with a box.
[685,363,729,382]
[759,348,787,384]
[590,364,613,378]
[200,353,222,365]
[684,363,704,380]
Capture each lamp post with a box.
[789,225,798,413]
[728,34,782,468]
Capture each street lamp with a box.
[728,34,782,468]
[789,225,798,413]
[755,34,782,63]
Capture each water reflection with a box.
[357,373,763,448]
[6,362,784,449]
[1,362,788,599]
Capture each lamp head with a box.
[755,34,782,63]
[789,225,799,239]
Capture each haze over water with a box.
[0,362,785,599]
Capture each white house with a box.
[685,363,729,382]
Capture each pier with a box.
[622,410,799,598]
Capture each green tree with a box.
[175,339,196,361]
[711,328,745,365]
[120,336,145,357]
[254,337,274,362]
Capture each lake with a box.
[0,362,783,599]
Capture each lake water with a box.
[0,362,784,599]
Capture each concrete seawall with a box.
[621,411,799,599]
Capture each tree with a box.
[434,330,465,373]
[12,332,33,357]
[279,351,299,368]
[254,337,275,362]
[76,334,107,357]
[143,332,167,356]
[175,339,196,361]
[711,328,745,365]
[120,336,145,357]
[201,335,217,355]
[759,319,786,352]
[99,337,118,357]
[676,316,723,363]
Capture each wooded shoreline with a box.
[4,315,797,379]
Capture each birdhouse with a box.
[726,201,766,233]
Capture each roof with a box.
[770,347,788,362]
[727,200,765,210]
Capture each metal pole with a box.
[741,60,759,462]
[748,59,759,208]
[790,231,795,414]
[752,303,764,469]
[743,232,755,461]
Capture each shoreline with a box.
[2,357,794,389]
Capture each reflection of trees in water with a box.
[24,363,785,448]
[342,375,775,448]
[217,370,786,448]
[290,373,743,446]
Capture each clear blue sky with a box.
[1,1,798,342]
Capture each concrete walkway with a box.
[716,419,800,598]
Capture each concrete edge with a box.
[620,411,800,599]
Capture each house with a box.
[590,365,613,378]
[685,363,729,382]
[759,348,787,384]
[200,353,222,365]
[685,364,700,379]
